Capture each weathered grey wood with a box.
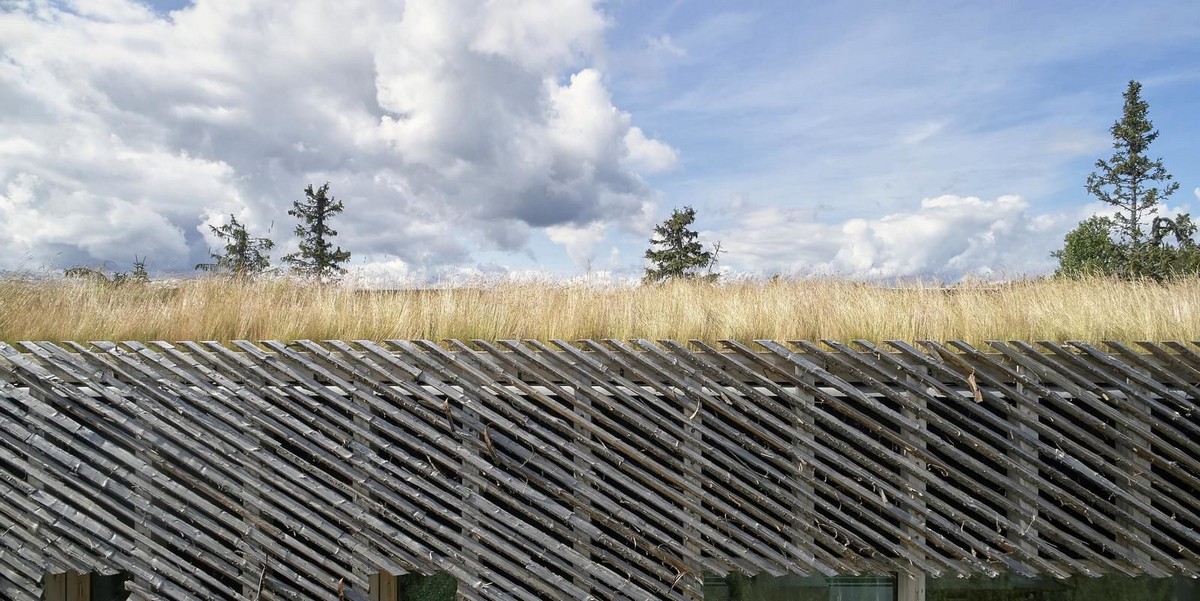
[946,341,1200,572]
[901,352,928,586]
[894,341,1174,575]
[1007,357,1041,568]
[2,340,1200,601]
[895,571,925,601]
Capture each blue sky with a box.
[2,1,1198,283]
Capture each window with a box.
[704,573,894,601]
[42,570,129,601]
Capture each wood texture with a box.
[1,339,1198,600]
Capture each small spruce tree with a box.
[643,206,719,283]
[129,256,150,283]
[65,256,151,285]
[283,182,351,281]
[195,215,275,278]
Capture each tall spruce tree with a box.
[1081,80,1182,278]
[643,206,719,283]
[195,215,274,278]
[283,182,351,280]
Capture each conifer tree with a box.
[1082,80,1182,278]
[122,256,150,284]
[643,206,719,283]
[283,182,351,281]
[195,215,275,278]
[64,257,150,285]
[1055,81,1198,280]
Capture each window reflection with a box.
[704,574,895,601]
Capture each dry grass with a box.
[0,275,1196,345]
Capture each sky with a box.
[2,0,1199,285]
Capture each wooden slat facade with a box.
[0,339,1198,600]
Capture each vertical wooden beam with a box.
[1008,364,1039,566]
[1117,388,1153,566]
[571,384,594,597]
[239,382,267,600]
[458,398,483,598]
[895,571,926,601]
[900,367,928,601]
[42,570,93,601]
[43,571,67,601]
[681,383,704,601]
[134,402,156,600]
[67,570,89,601]
[24,392,49,596]
[790,373,816,564]
[370,569,399,601]
[352,371,375,593]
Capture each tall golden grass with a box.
[0,275,1196,344]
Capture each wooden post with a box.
[571,384,594,597]
[370,569,399,601]
[790,373,816,561]
[1117,389,1153,565]
[459,402,483,598]
[899,367,928,601]
[681,383,704,601]
[239,388,267,599]
[134,425,155,599]
[42,571,66,601]
[42,570,89,601]
[895,571,926,601]
[1008,365,1039,565]
[66,571,87,601]
[352,376,375,593]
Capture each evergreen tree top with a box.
[643,206,718,283]
[1056,79,1194,281]
[283,182,351,281]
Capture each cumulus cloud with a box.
[716,195,1076,280]
[0,0,673,275]
[1194,187,1199,202]
[545,222,607,268]
[623,126,678,173]
[0,170,202,271]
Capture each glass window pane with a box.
[928,573,1195,601]
[704,573,895,601]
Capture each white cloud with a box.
[623,126,678,173]
[717,195,1076,280]
[0,0,673,276]
[67,0,158,23]
[546,222,607,268]
[469,0,606,72]
[1194,187,1199,202]
[343,257,414,289]
[0,173,189,270]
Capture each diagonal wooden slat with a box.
[1,340,1198,600]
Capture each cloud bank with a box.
[5,1,1186,283]
[0,0,672,275]
[715,195,1074,280]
